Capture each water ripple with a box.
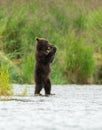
[0,85,102,130]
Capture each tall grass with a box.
[0,0,102,84]
[0,66,13,96]
[86,8,102,52]
[20,53,34,83]
[63,33,94,83]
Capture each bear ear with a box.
[35,37,40,42]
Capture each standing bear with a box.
[34,38,57,96]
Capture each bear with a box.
[34,37,57,96]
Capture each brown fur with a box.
[34,38,57,95]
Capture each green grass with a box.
[62,32,94,84]
[0,0,102,84]
[0,66,13,96]
[20,53,34,83]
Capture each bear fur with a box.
[34,38,57,96]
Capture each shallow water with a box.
[0,85,102,130]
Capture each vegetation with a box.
[0,0,102,84]
[0,66,13,96]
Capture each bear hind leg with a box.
[34,84,43,96]
[44,79,51,95]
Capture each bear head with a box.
[35,37,56,54]
[35,37,57,64]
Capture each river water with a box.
[0,85,102,130]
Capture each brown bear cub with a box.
[34,38,57,96]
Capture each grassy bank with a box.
[0,0,102,84]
